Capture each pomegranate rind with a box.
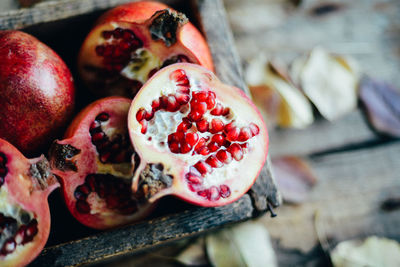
[51,97,154,230]
[0,30,75,156]
[128,63,269,207]
[78,1,213,97]
[0,138,59,267]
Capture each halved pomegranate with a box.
[0,138,58,267]
[78,1,214,98]
[128,64,268,207]
[49,97,153,230]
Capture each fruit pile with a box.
[0,1,268,266]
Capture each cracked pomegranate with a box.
[128,64,269,207]
[49,97,154,230]
[78,1,213,98]
[0,138,59,267]
[0,30,75,157]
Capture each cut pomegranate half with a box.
[128,64,269,207]
[78,1,213,98]
[49,97,154,230]
[0,138,59,267]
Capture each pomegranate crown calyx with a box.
[149,9,188,47]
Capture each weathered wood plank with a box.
[31,195,253,266]
[268,110,377,157]
[261,141,400,254]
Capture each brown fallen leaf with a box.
[290,47,359,121]
[246,56,314,129]
[271,156,317,204]
[249,85,282,128]
[359,76,400,138]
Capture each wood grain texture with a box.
[261,141,400,253]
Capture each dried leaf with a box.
[175,237,208,266]
[291,47,359,121]
[206,222,277,267]
[249,85,282,128]
[331,236,400,267]
[271,156,317,204]
[246,56,314,128]
[359,76,400,137]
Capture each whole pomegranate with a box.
[0,30,75,157]
[78,1,213,98]
[128,64,269,207]
[0,138,59,267]
[49,97,154,230]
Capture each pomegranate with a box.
[49,97,154,229]
[0,30,75,157]
[0,138,59,267]
[78,1,213,98]
[128,63,268,207]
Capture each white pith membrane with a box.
[52,98,153,229]
[128,64,268,206]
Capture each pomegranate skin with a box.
[0,30,75,156]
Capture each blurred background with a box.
[2,0,399,266]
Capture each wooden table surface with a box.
[225,0,400,265]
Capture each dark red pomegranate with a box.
[49,97,154,229]
[0,30,75,157]
[128,63,269,207]
[0,138,59,267]
[78,1,213,98]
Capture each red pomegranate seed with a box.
[176,93,190,105]
[101,31,112,39]
[196,119,209,132]
[238,127,252,142]
[100,152,111,163]
[145,110,154,120]
[136,108,146,122]
[168,133,178,143]
[241,143,249,150]
[91,132,105,142]
[188,111,202,122]
[210,103,223,115]
[170,69,188,84]
[206,156,223,168]
[208,186,220,201]
[193,91,208,102]
[206,92,216,109]
[140,120,147,134]
[166,95,179,112]
[196,146,210,156]
[207,142,220,152]
[186,173,202,185]
[151,99,160,111]
[249,123,260,136]
[191,102,207,115]
[25,219,38,238]
[0,167,7,176]
[185,132,199,146]
[122,29,134,41]
[90,120,100,131]
[226,127,240,141]
[160,95,169,109]
[76,200,90,214]
[0,154,6,165]
[194,137,206,151]
[177,119,192,132]
[210,118,224,133]
[197,190,208,198]
[169,142,181,153]
[219,185,231,198]
[103,45,114,57]
[180,143,192,154]
[228,143,243,161]
[216,150,232,164]
[95,45,105,56]
[194,161,212,175]
[222,107,230,116]
[1,238,16,255]
[112,27,123,38]
[15,226,26,245]
[85,175,96,191]
[211,134,225,146]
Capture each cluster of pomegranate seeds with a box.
[74,174,137,215]
[89,112,133,164]
[0,152,7,187]
[0,213,38,256]
[95,27,143,72]
[135,69,261,201]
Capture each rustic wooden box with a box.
[0,0,280,265]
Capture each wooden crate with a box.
[0,0,280,266]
